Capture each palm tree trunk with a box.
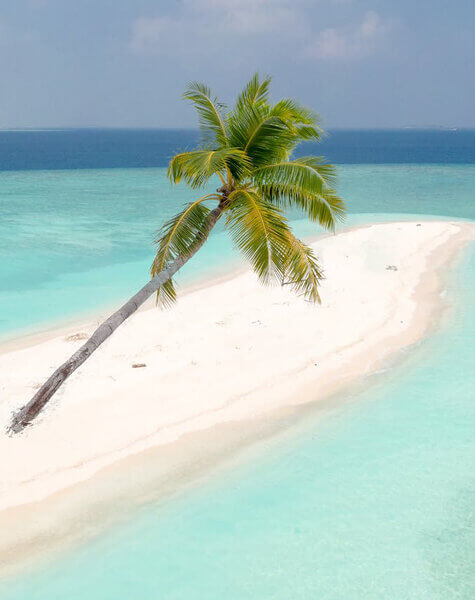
[8,205,224,434]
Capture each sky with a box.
[0,0,474,129]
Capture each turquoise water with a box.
[1,164,474,339]
[1,160,474,598]
[1,227,474,599]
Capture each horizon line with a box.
[0,126,471,133]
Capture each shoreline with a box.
[0,220,474,577]
[0,261,247,356]
[0,214,470,355]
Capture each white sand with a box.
[0,221,473,523]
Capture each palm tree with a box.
[8,74,345,434]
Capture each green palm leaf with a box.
[260,182,345,230]
[235,73,272,111]
[183,82,229,146]
[254,157,345,229]
[281,234,323,303]
[225,188,290,283]
[227,76,325,167]
[168,148,251,188]
[254,157,337,190]
[270,99,323,141]
[228,107,294,167]
[152,194,220,306]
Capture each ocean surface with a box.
[0,130,474,598]
[1,128,474,171]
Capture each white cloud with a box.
[129,4,393,63]
[129,0,304,54]
[307,11,392,59]
[197,0,300,34]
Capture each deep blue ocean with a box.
[1,128,474,171]
[0,130,474,599]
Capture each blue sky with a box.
[0,0,474,128]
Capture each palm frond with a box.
[254,156,337,190]
[235,73,271,111]
[225,188,289,283]
[183,82,228,146]
[254,156,344,229]
[270,99,319,125]
[168,148,251,188]
[280,234,323,303]
[228,91,325,168]
[151,194,220,306]
[227,106,295,167]
[260,182,346,230]
[295,125,324,141]
[270,99,323,141]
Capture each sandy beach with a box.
[0,220,473,574]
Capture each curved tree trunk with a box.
[8,205,224,434]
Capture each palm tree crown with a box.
[152,73,345,306]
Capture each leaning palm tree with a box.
[8,74,345,434]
